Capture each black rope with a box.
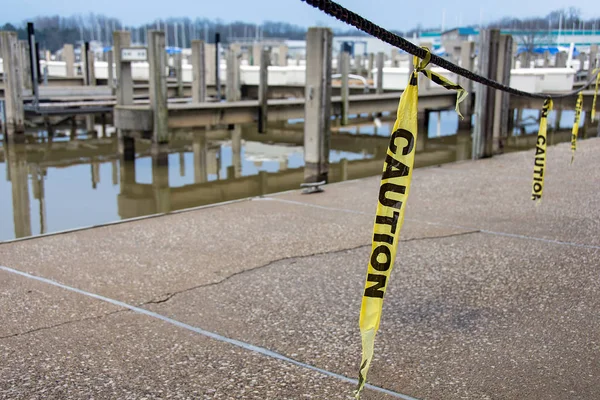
[302,0,598,99]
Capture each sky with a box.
[2,0,600,30]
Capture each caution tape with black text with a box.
[531,98,552,202]
[355,48,466,399]
[571,92,583,164]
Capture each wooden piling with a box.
[191,40,206,102]
[375,51,384,95]
[278,44,288,66]
[258,48,270,133]
[226,47,241,102]
[355,54,363,76]
[577,53,586,71]
[204,43,216,87]
[0,31,25,136]
[304,27,332,183]
[107,49,115,95]
[18,41,32,91]
[367,53,374,80]
[114,31,134,159]
[588,44,598,80]
[82,42,95,86]
[390,48,399,67]
[252,43,262,66]
[148,30,169,143]
[174,52,184,97]
[492,34,513,152]
[458,41,474,131]
[473,29,500,159]
[341,51,350,126]
[556,52,567,68]
[63,44,75,77]
[541,50,549,68]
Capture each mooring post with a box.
[63,44,75,77]
[26,23,40,103]
[258,48,270,133]
[82,42,92,85]
[18,41,32,92]
[473,29,501,159]
[148,30,169,144]
[114,31,135,159]
[204,42,216,89]
[390,48,399,67]
[556,52,567,68]
[278,44,288,66]
[107,49,115,95]
[355,54,363,76]
[0,31,25,137]
[215,33,221,100]
[341,50,350,126]
[174,52,184,97]
[543,50,550,68]
[588,44,598,80]
[491,34,513,153]
[191,40,206,102]
[304,27,332,184]
[577,53,586,71]
[458,41,475,131]
[226,47,241,102]
[84,42,96,135]
[367,53,374,81]
[252,42,262,66]
[375,51,384,95]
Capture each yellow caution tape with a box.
[419,66,468,119]
[571,92,583,164]
[531,98,552,202]
[355,48,466,399]
[591,69,600,122]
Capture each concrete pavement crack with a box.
[141,229,481,306]
[0,230,480,340]
[0,309,127,340]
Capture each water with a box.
[0,109,584,241]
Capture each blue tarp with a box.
[516,46,580,56]
[166,47,182,54]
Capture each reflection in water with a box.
[0,108,585,241]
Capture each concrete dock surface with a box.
[1,138,599,399]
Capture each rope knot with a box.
[413,46,431,72]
